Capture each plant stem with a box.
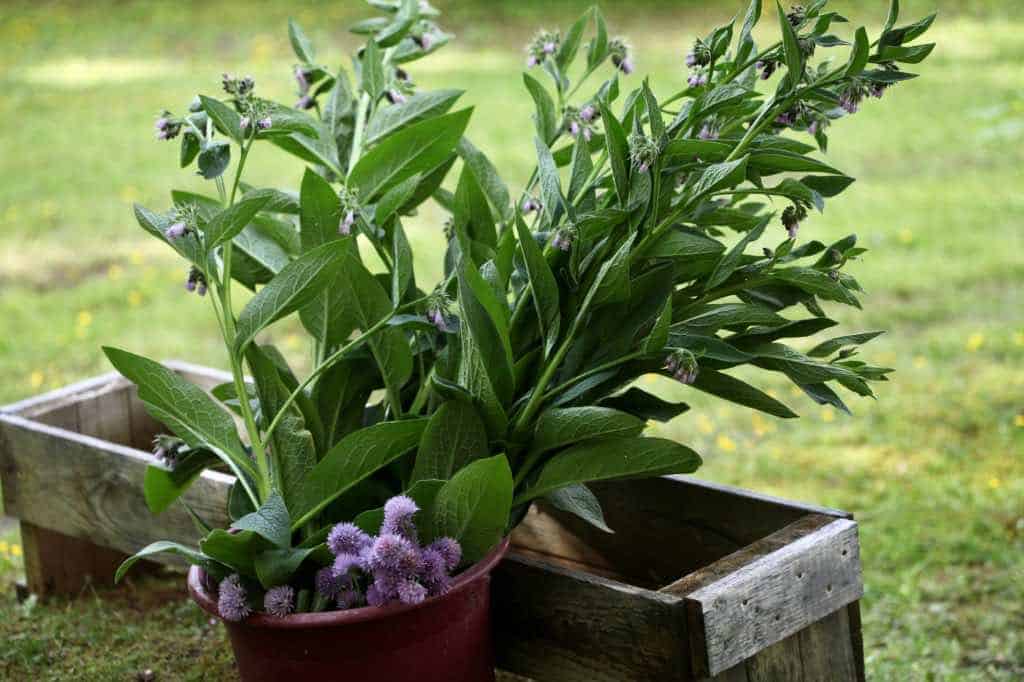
[347,92,371,173]
[539,350,645,403]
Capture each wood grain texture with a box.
[20,522,129,596]
[492,553,689,682]
[681,515,863,677]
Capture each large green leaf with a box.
[231,492,291,548]
[530,407,645,455]
[692,368,798,418]
[515,437,701,504]
[533,136,564,228]
[365,89,463,144]
[290,419,429,528]
[235,240,350,352]
[599,102,630,206]
[777,0,805,86]
[204,194,272,250]
[457,260,515,406]
[102,348,254,482]
[142,448,219,515]
[115,541,224,583]
[411,401,490,483]
[706,215,769,290]
[598,388,690,422]
[458,137,512,222]
[349,107,472,201]
[545,483,613,533]
[432,454,513,564]
[522,73,558,145]
[515,216,560,357]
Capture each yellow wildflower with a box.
[965,333,984,352]
[716,435,737,452]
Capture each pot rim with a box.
[188,536,510,629]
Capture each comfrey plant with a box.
[108,0,934,618]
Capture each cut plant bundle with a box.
[106,0,933,677]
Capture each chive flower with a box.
[263,585,295,617]
[217,574,251,622]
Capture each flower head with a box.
[327,522,371,557]
[426,291,453,333]
[186,266,207,297]
[263,585,294,617]
[687,71,709,88]
[386,89,407,105]
[396,579,428,605]
[217,574,251,622]
[429,537,462,571]
[222,74,255,97]
[579,104,598,123]
[382,495,419,541]
[551,226,576,252]
[521,196,542,214]
[756,59,777,80]
[413,31,434,52]
[665,349,699,385]
[526,30,560,67]
[628,132,659,173]
[610,37,633,75]
[151,434,184,468]
[154,112,182,141]
[294,66,310,95]
[685,40,711,68]
[368,533,421,579]
[698,123,719,140]
[782,203,807,239]
[257,116,273,130]
[315,566,349,599]
[839,84,865,114]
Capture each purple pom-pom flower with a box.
[382,495,419,541]
[327,522,371,557]
[368,533,422,578]
[218,574,252,622]
[396,579,428,605]
[429,537,462,571]
[263,585,294,617]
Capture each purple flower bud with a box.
[217,574,251,622]
[396,579,428,605]
[295,95,314,110]
[365,578,392,607]
[395,67,410,82]
[526,55,539,68]
[257,116,272,130]
[263,585,294,617]
[327,522,371,557]
[638,161,649,173]
[368,533,421,578]
[685,52,697,67]
[429,537,462,571]
[787,223,799,239]
[808,120,820,136]
[382,495,419,541]
[579,105,597,123]
[521,197,540,214]
[155,118,169,131]
[386,89,407,105]
[542,41,556,55]
[582,127,593,142]
[294,67,309,95]
[428,306,447,332]
[414,33,434,51]
[239,116,251,131]
[339,210,356,236]
[185,279,196,293]
[616,56,634,75]
[869,83,887,99]
[569,120,581,136]
[165,222,188,240]
[698,124,718,140]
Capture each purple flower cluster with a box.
[426,292,453,333]
[185,266,208,296]
[218,574,252,622]
[550,226,576,252]
[337,185,361,236]
[628,132,659,174]
[782,204,808,239]
[755,59,777,80]
[609,37,634,75]
[320,496,462,609]
[154,111,182,141]
[525,30,560,68]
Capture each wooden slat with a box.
[20,522,129,596]
[744,633,805,682]
[680,515,863,677]
[492,553,688,682]
[0,414,231,563]
[796,607,858,681]
[511,476,848,589]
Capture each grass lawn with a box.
[0,0,1022,679]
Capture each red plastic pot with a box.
[188,538,510,682]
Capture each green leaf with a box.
[376,174,421,226]
[288,18,316,62]
[391,219,414,305]
[645,296,672,353]
[587,7,609,69]
[599,102,630,206]
[647,229,725,260]
[102,348,254,483]
[534,136,564,228]
[361,38,386,99]
[197,140,231,180]
[143,449,218,515]
[598,388,689,422]
[365,89,463,144]
[642,79,665,140]
[458,137,512,223]
[254,546,315,589]
[515,437,701,505]
[457,260,515,406]
[807,331,884,357]
[349,107,472,201]
[235,241,351,352]
[531,407,645,455]
[200,529,266,575]
[231,492,291,548]
[845,27,869,77]
[692,368,798,418]
[591,234,636,307]
[204,194,271,250]
[777,0,805,86]
[687,156,750,202]
[748,151,844,176]
[291,419,429,528]
[411,401,490,483]
[545,483,612,533]
[515,216,561,358]
[199,96,243,143]
[523,73,558,145]
[556,10,589,70]
[115,542,221,583]
[706,214,769,290]
[772,266,862,308]
[882,0,900,34]
[432,454,513,563]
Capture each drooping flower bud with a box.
[665,349,699,385]
[414,32,434,51]
[425,291,452,333]
[165,222,188,239]
[698,123,719,140]
[609,37,634,75]
[185,266,208,296]
[526,30,561,67]
[686,40,711,68]
[787,5,806,27]
[838,84,864,114]
[154,112,182,141]
[386,89,407,105]
[756,59,777,80]
[521,196,542,214]
[782,204,807,239]
[687,71,708,88]
[337,185,361,236]
[257,116,272,130]
[628,132,660,172]
[294,66,310,95]
[551,226,576,252]
[339,210,356,236]
[239,116,251,131]
[151,434,185,468]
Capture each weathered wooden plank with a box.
[511,477,847,589]
[703,661,750,682]
[845,601,867,682]
[680,515,863,677]
[0,414,231,564]
[492,553,688,682]
[744,632,805,682]
[797,607,858,681]
[20,522,129,596]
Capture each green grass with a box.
[1,1,1022,679]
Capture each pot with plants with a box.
[105,0,934,679]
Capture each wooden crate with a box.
[0,363,865,681]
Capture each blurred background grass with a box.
[0,0,1021,679]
